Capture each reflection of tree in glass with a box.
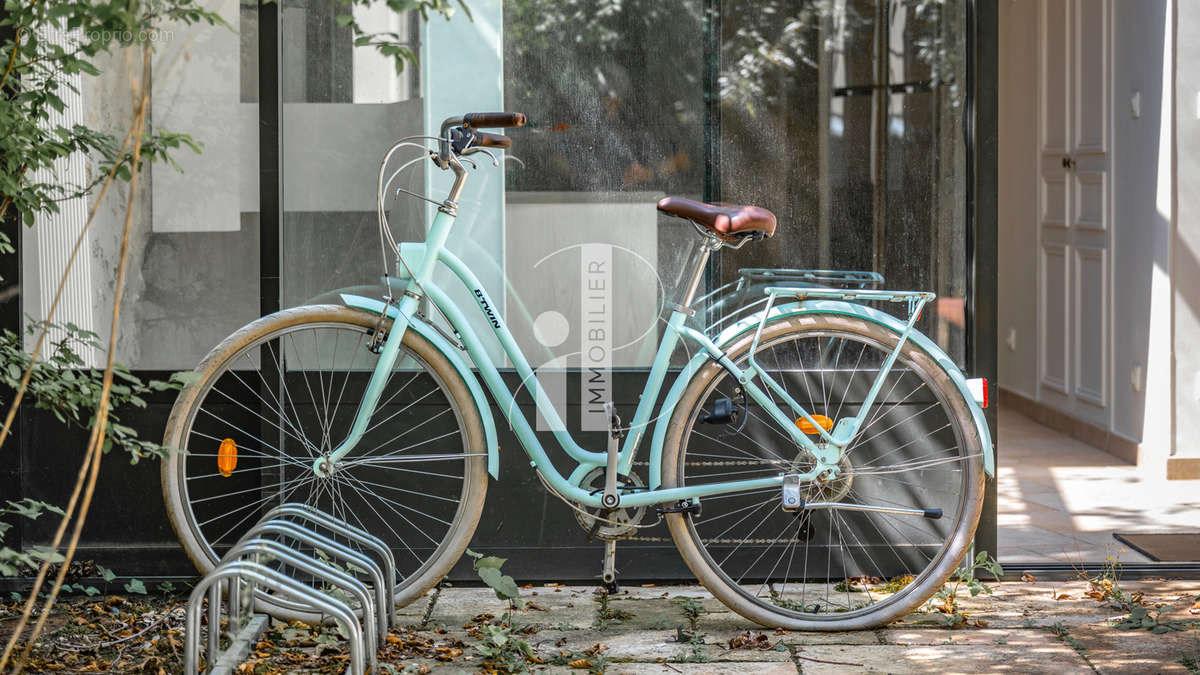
[503,0,706,193]
[719,0,962,112]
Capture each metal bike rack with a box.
[185,561,366,675]
[261,502,399,626]
[222,537,380,665]
[184,503,395,674]
[229,519,390,640]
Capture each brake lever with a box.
[460,146,500,167]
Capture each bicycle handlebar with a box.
[471,131,512,149]
[463,112,526,129]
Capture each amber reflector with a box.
[795,414,834,434]
[218,438,237,477]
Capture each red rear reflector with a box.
[966,378,988,408]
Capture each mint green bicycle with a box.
[161,112,993,631]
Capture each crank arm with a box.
[802,501,942,520]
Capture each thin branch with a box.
[1,42,150,675]
[0,0,38,92]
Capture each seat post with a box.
[675,231,722,312]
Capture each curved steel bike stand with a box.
[185,561,366,674]
[261,503,398,625]
[229,519,389,640]
[220,537,380,666]
[185,503,397,673]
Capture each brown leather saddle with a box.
[657,196,777,239]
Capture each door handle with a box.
[1061,156,1076,170]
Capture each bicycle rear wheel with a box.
[663,313,984,630]
[161,305,487,620]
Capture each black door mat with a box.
[1113,533,1200,562]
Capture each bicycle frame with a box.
[320,197,946,512]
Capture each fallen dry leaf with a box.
[1021,573,1037,583]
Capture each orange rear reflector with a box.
[795,414,834,434]
[218,438,237,477]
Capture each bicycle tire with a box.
[663,312,984,630]
[161,305,487,621]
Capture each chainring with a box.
[573,468,648,540]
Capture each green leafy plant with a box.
[475,621,536,673]
[0,499,65,575]
[926,550,1003,628]
[1113,605,1197,634]
[465,548,523,608]
[463,551,535,672]
[0,321,195,462]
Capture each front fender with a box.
[339,293,500,479]
[649,300,994,488]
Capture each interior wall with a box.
[999,0,1171,464]
[997,0,1040,400]
[1110,0,1170,452]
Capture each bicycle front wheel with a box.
[663,312,984,630]
[161,305,487,619]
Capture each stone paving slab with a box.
[245,580,1200,672]
[793,643,1092,674]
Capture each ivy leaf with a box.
[124,578,147,595]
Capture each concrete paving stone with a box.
[602,663,799,674]
[776,630,881,646]
[527,628,793,662]
[792,643,1092,674]
[1067,623,1200,674]
[879,627,1058,646]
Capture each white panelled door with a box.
[1038,0,1111,426]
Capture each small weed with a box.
[879,574,915,594]
[925,550,1003,628]
[462,551,535,672]
[549,643,610,673]
[420,580,449,629]
[1180,629,1200,674]
[673,597,708,662]
[592,588,633,630]
[1048,620,1088,655]
[1113,604,1197,634]
[474,619,536,673]
[768,588,821,613]
[1079,547,1142,611]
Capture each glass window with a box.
[501,0,967,368]
[20,0,260,370]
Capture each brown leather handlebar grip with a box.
[462,112,527,129]
[474,132,512,149]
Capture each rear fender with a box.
[649,300,994,488]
